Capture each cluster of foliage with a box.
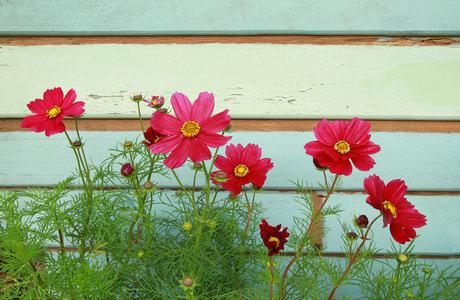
[1,87,459,299]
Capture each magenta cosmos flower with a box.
[364,175,426,244]
[260,219,290,256]
[148,92,231,169]
[304,117,380,176]
[213,143,274,195]
[21,87,85,137]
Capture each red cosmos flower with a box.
[148,92,231,169]
[364,175,427,244]
[144,96,165,109]
[213,143,274,195]
[259,219,290,256]
[21,87,85,137]
[304,117,380,176]
[143,127,164,147]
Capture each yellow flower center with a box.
[268,236,280,248]
[234,164,249,177]
[181,121,200,138]
[46,106,62,119]
[334,140,350,154]
[383,201,397,218]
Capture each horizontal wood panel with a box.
[1,131,459,191]
[1,1,459,36]
[2,36,460,46]
[3,119,460,133]
[10,189,459,256]
[1,44,460,120]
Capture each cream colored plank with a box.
[1,44,459,120]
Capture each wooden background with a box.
[1,0,460,296]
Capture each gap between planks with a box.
[2,119,460,133]
[1,36,459,46]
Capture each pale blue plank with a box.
[1,131,459,191]
[0,0,459,36]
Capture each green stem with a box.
[137,101,145,133]
[279,174,340,299]
[269,256,275,300]
[327,214,383,300]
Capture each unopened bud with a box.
[123,141,133,148]
[143,181,154,190]
[213,171,227,183]
[158,108,168,114]
[182,276,194,287]
[397,254,408,263]
[355,215,369,228]
[182,222,192,231]
[405,291,414,298]
[137,251,144,258]
[132,94,143,102]
[73,140,82,148]
[347,232,358,240]
[229,192,238,199]
[313,158,329,171]
[422,267,431,274]
[208,220,217,228]
[192,163,202,170]
[121,163,134,177]
[175,190,183,196]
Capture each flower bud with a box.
[313,158,329,171]
[182,276,194,287]
[123,141,133,148]
[73,140,82,148]
[137,251,144,258]
[223,122,232,133]
[228,192,238,200]
[397,254,408,263]
[192,163,202,170]
[212,171,228,183]
[405,291,414,298]
[208,220,217,228]
[158,108,168,114]
[131,94,143,102]
[422,267,431,274]
[175,190,183,196]
[182,222,192,231]
[143,181,154,190]
[347,232,358,240]
[251,184,263,193]
[121,163,134,177]
[355,215,369,228]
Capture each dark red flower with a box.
[121,163,134,177]
[21,87,85,137]
[143,127,164,147]
[148,92,231,169]
[212,143,273,195]
[304,118,380,175]
[364,175,427,244]
[259,219,290,256]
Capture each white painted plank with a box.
[1,0,459,36]
[1,131,459,191]
[1,44,459,120]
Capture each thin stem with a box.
[270,256,275,300]
[395,262,401,300]
[279,174,340,299]
[137,101,145,133]
[327,214,382,300]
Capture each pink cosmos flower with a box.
[364,175,427,244]
[21,87,85,137]
[304,117,380,176]
[212,143,274,195]
[144,96,165,109]
[148,92,231,169]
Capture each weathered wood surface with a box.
[1,44,460,120]
[1,1,460,36]
[1,130,459,191]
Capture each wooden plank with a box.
[1,44,460,120]
[1,131,459,191]
[1,1,459,36]
[10,189,460,256]
[3,119,460,133]
[2,36,460,46]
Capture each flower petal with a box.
[171,92,192,121]
[191,92,215,123]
